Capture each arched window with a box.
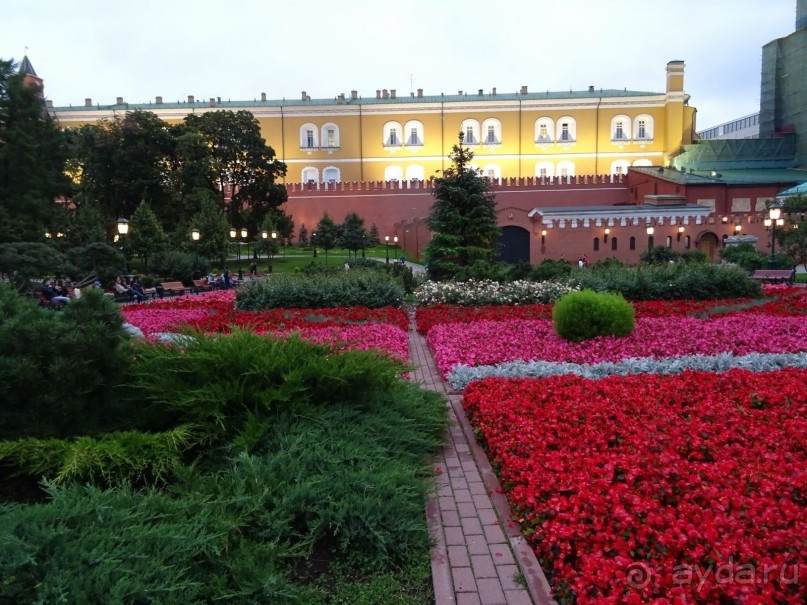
[611,115,631,142]
[405,165,425,182]
[556,116,576,143]
[535,161,554,179]
[535,118,554,143]
[300,123,319,149]
[611,237,618,251]
[593,237,600,251]
[321,123,340,149]
[323,166,340,183]
[482,164,501,181]
[301,167,319,184]
[557,161,575,179]
[611,160,630,175]
[481,118,502,145]
[666,235,673,248]
[383,121,402,147]
[460,119,480,145]
[634,114,654,141]
[685,235,691,249]
[629,236,636,251]
[384,165,403,182]
[404,120,424,146]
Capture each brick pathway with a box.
[408,316,557,605]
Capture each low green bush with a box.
[569,262,762,300]
[530,259,575,281]
[552,289,635,342]
[236,269,404,310]
[0,285,133,440]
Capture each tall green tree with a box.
[368,223,381,246]
[0,58,72,243]
[424,133,500,280]
[188,193,230,265]
[72,110,179,227]
[183,111,288,231]
[129,201,169,271]
[64,196,106,247]
[311,213,339,265]
[339,212,367,259]
[298,224,309,247]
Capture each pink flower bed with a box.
[428,316,807,377]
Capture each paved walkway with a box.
[408,316,556,605]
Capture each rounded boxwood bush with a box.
[552,289,635,342]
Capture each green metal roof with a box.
[672,137,796,170]
[50,88,663,112]
[631,165,807,185]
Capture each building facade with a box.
[49,61,695,186]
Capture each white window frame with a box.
[633,114,654,141]
[557,161,575,178]
[322,166,340,183]
[610,159,631,175]
[535,161,554,179]
[384,165,403,182]
[321,123,340,149]
[404,120,424,147]
[460,119,480,145]
[300,123,319,149]
[535,118,554,144]
[405,165,425,182]
[301,167,319,184]
[482,164,501,180]
[611,115,631,142]
[556,117,576,143]
[383,121,403,147]
[481,118,502,145]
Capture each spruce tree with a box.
[424,133,500,280]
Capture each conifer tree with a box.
[424,133,500,280]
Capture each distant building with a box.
[697,112,760,140]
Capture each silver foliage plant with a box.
[447,352,807,391]
[414,279,577,306]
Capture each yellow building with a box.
[50,61,695,184]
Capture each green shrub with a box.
[0,285,133,440]
[552,289,635,342]
[236,270,404,310]
[640,245,681,265]
[149,250,209,283]
[568,262,762,300]
[530,258,575,281]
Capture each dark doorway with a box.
[498,226,531,264]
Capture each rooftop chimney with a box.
[209,98,216,107]
[337,93,345,104]
[351,89,358,100]
[588,85,594,92]
[188,95,195,103]
[260,92,266,101]
[492,87,497,95]
[46,99,53,108]
[520,85,528,95]
[382,89,389,99]
[458,90,463,95]
[301,91,307,101]
[417,88,423,98]
[85,98,92,107]
[478,89,483,96]
[390,89,396,99]
[155,96,163,104]
[376,89,381,99]
[116,96,123,105]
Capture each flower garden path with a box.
[407,312,556,605]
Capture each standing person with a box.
[249,262,257,278]
[344,262,350,271]
[583,254,589,267]
[578,257,585,269]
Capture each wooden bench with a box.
[751,269,795,284]
[157,281,189,297]
[193,279,214,293]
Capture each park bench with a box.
[193,279,213,293]
[158,281,190,297]
[750,269,795,284]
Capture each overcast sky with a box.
[2,0,797,130]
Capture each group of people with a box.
[578,255,590,268]
[206,268,235,289]
[112,275,152,302]
[39,278,73,306]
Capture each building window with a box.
[482,164,501,180]
[593,237,600,251]
[666,235,672,248]
[611,115,630,141]
[404,120,424,146]
[487,125,495,143]
[327,129,335,147]
[629,236,636,251]
[557,117,576,143]
[557,161,575,178]
[535,119,554,143]
[306,130,314,148]
[300,123,319,149]
[634,115,653,140]
[685,235,691,249]
[406,165,425,182]
[535,161,554,178]
[560,123,570,141]
[301,167,319,183]
[460,119,480,145]
[323,166,340,183]
[615,122,625,140]
[611,237,618,251]
[384,165,403,182]
[383,121,403,147]
[481,118,501,145]
[539,167,547,177]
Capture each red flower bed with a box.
[463,370,807,604]
[184,306,410,334]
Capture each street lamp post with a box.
[230,227,239,266]
[646,224,655,251]
[312,231,318,257]
[191,227,201,279]
[116,218,130,274]
[240,228,250,265]
[394,235,399,262]
[261,230,278,273]
[385,235,390,264]
[767,205,783,269]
